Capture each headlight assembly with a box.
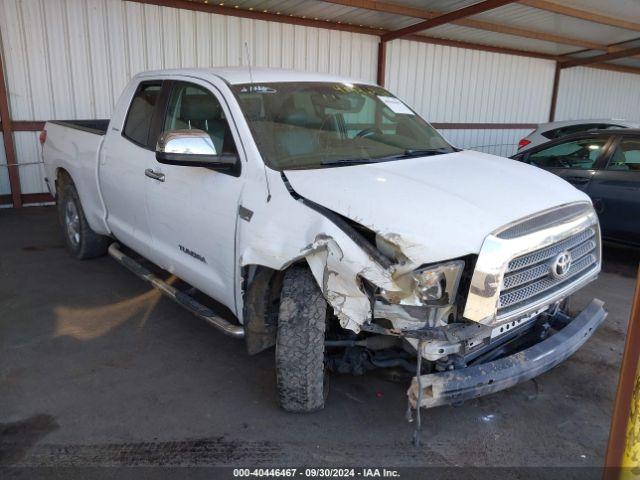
[382,260,465,307]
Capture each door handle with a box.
[565,176,590,185]
[145,169,165,182]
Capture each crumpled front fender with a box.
[302,235,397,332]
[236,179,408,332]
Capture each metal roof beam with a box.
[321,0,428,17]
[135,0,381,35]
[323,0,606,50]
[519,0,640,32]
[380,0,517,43]
[588,63,640,76]
[560,45,640,68]
[405,34,558,60]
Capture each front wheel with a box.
[58,182,110,259]
[276,265,329,412]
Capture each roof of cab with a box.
[135,67,376,86]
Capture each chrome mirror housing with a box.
[157,129,217,157]
[155,129,238,174]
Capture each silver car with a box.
[517,118,640,153]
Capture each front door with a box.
[144,79,243,310]
[587,137,640,245]
[524,135,612,192]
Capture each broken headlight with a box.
[382,260,465,307]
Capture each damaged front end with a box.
[293,198,606,415]
[263,173,605,420]
[407,299,606,409]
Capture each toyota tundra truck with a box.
[42,68,606,415]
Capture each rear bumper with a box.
[408,298,607,409]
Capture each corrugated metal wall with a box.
[555,66,640,122]
[383,39,556,156]
[1,0,640,199]
[0,0,378,195]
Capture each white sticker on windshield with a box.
[239,85,277,94]
[377,96,414,115]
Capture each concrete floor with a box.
[1,207,639,470]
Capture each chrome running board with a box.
[108,242,245,339]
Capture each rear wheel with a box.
[58,182,110,259]
[276,265,329,412]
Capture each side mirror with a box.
[155,129,239,173]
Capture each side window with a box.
[540,129,557,140]
[123,82,162,147]
[607,139,640,171]
[541,123,612,140]
[163,82,237,155]
[528,137,608,169]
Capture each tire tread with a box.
[276,265,327,412]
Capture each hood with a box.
[284,150,590,265]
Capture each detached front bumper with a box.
[408,298,607,409]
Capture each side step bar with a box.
[108,243,245,339]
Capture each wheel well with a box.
[242,262,309,303]
[55,168,73,198]
[242,262,307,355]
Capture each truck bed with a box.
[49,119,110,136]
[43,119,112,233]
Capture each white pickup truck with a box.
[43,67,606,414]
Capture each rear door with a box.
[587,136,640,245]
[522,134,613,191]
[100,80,165,257]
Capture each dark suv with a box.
[512,129,640,246]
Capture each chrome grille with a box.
[498,227,598,315]
[507,227,595,272]
[496,203,592,239]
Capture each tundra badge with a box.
[179,245,207,264]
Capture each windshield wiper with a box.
[363,148,455,163]
[320,158,376,167]
[403,147,456,157]
[318,147,457,167]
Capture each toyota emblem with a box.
[551,251,572,279]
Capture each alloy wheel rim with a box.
[65,200,80,247]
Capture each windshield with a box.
[231,82,455,170]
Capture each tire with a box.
[57,182,110,259]
[276,265,329,412]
